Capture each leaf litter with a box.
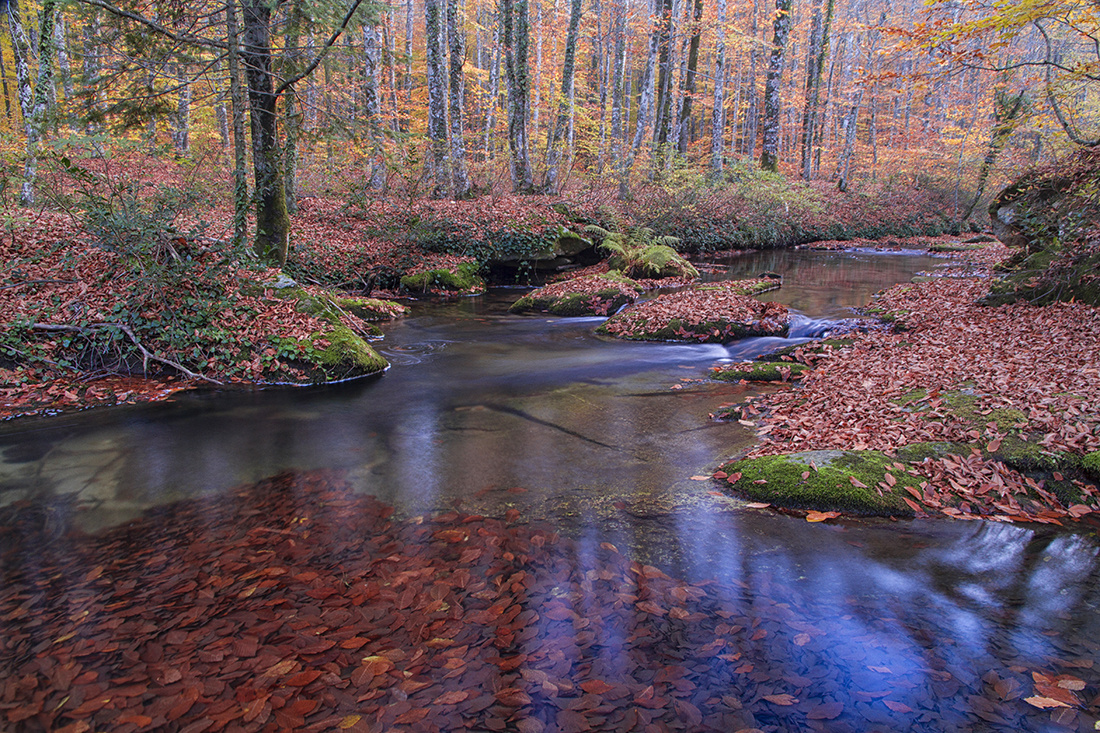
[2,469,1098,732]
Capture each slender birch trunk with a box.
[709,0,727,177]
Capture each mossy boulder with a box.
[269,324,389,384]
[720,450,920,516]
[401,262,485,294]
[1084,451,1100,482]
[510,272,643,316]
[330,297,408,321]
[598,280,787,343]
[984,149,1100,306]
[259,288,389,384]
[711,361,810,382]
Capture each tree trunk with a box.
[743,0,760,157]
[425,0,448,196]
[962,91,1027,221]
[283,1,305,213]
[709,0,727,177]
[799,0,832,179]
[544,0,582,193]
[171,62,191,156]
[13,0,56,207]
[651,0,674,171]
[502,0,535,192]
[624,0,659,196]
[759,0,791,172]
[676,0,703,156]
[483,13,502,161]
[242,0,290,264]
[227,0,249,248]
[609,0,627,186]
[446,0,470,196]
[53,10,73,131]
[80,8,101,134]
[365,20,387,189]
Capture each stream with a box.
[2,248,1098,732]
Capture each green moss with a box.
[929,242,984,252]
[712,362,809,382]
[401,262,485,293]
[509,273,642,316]
[270,324,388,384]
[597,315,789,342]
[1084,451,1100,481]
[331,297,408,321]
[756,338,853,362]
[720,450,918,515]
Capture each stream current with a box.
[2,248,1099,731]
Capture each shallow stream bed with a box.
[1,249,1098,732]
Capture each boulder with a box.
[510,273,643,316]
[598,279,787,342]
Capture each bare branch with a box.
[30,322,224,385]
[74,0,228,50]
[274,0,367,96]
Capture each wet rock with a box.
[719,450,917,516]
[509,273,643,317]
[598,279,787,343]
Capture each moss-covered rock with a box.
[599,280,787,343]
[711,361,810,382]
[331,297,409,321]
[259,287,390,384]
[510,272,643,316]
[1084,451,1100,481]
[269,323,388,384]
[720,450,919,515]
[401,262,485,294]
[756,338,854,362]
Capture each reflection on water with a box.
[1,249,1098,730]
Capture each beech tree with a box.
[760,0,792,172]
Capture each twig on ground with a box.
[30,322,223,385]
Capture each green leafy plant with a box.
[585,225,699,279]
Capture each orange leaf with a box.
[285,670,322,687]
[1024,696,1069,709]
[763,693,797,705]
[434,690,469,705]
[883,700,913,713]
[580,679,615,695]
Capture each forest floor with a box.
[714,241,1100,526]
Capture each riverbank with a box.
[0,175,955,422]
[717,242,1100,525]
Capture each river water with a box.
[2,248,1098,732]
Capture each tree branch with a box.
[74,0,228,50]
[274,0,367,96]
[30,322,224,385]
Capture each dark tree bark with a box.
[242,0,290,264]
[799,0,832,179]
[760,0,791,172]
[227,0,249,248]
[651,0,674,165]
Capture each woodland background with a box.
[0,0,1095,264]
